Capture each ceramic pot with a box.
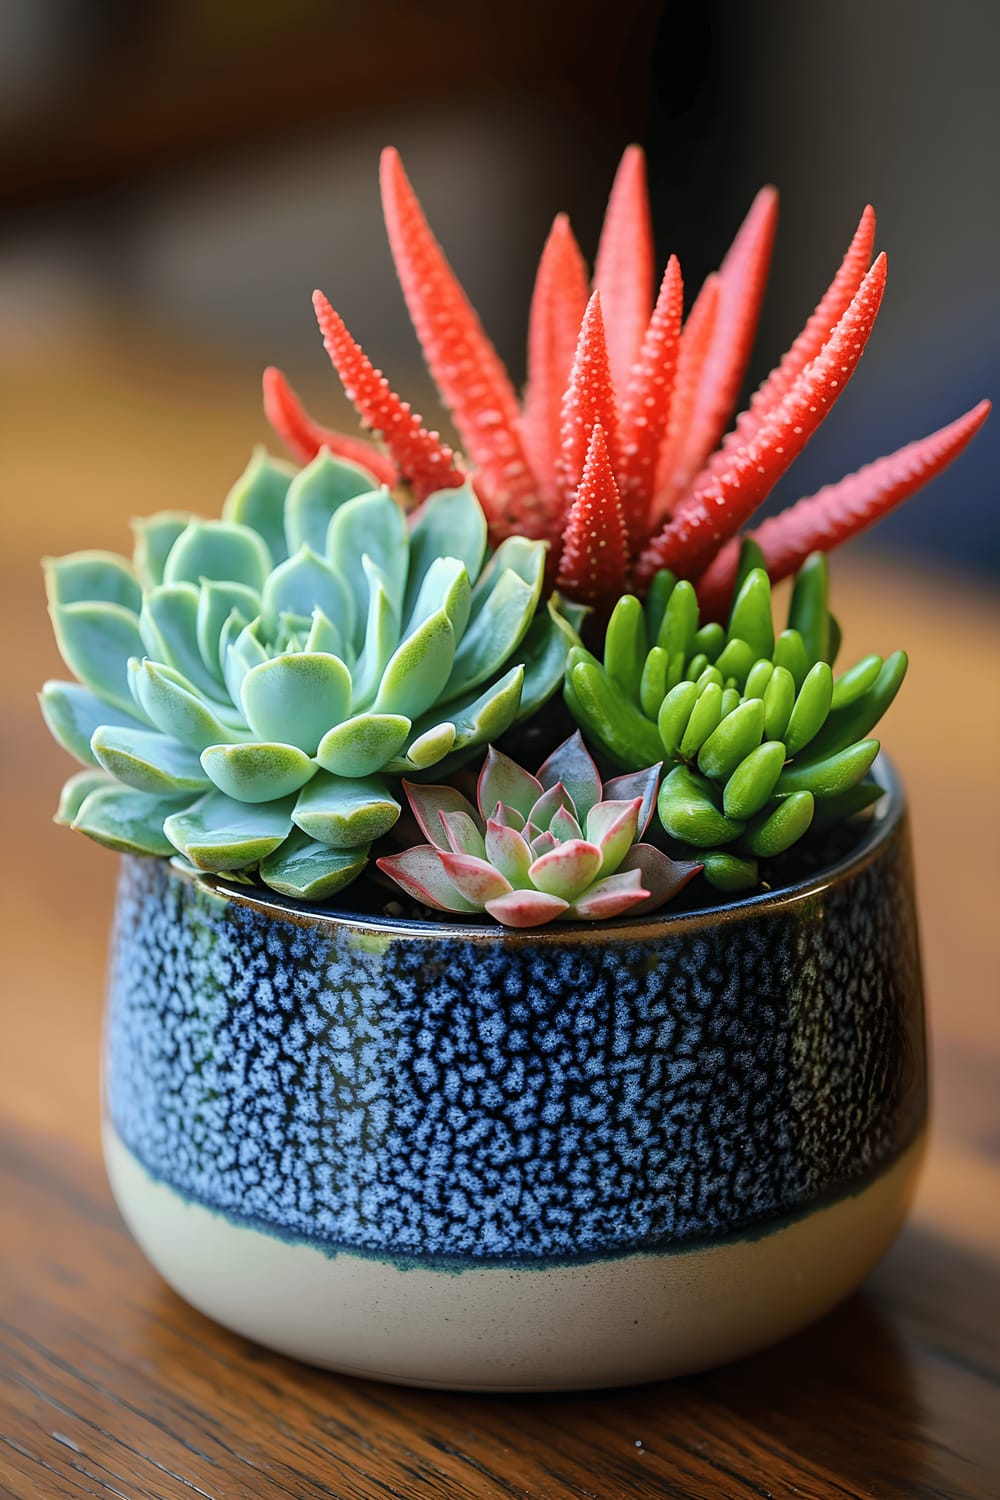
[102,759,926,1392]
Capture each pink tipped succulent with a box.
[270,146,989,617]
[376,732,699,928]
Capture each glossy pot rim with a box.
[179,754,908,946]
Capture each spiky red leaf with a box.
[636,253,888,586]
[556,422,629,611]
[696,399,992,616]
[618,254,684,547]
[262,366,399,485]
[520,213,591,512]
[558,292,621,514]
[379,147,537,525]
[594,144,655,394]
[650,273,721,523]
[693,205,877,494]
[312,291,464,502]
[666,187,779,505]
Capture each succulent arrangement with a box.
[42,147,988,925]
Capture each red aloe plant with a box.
[280,148,988,616]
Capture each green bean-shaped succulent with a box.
[564,543,907,890]
[42,449,577,900]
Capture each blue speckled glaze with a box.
[104,778,925,1268]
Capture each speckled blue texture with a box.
[104,808,925,1266]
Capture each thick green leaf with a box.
[200,741,316,804]
[403,483,487,619]
[403,557,472,642]
[327,488,408,638]
[140,583,231,703]
[40,680,149,767]
[514,600,579,722]
[131,512,196,588]
[304,607,347,660]
[92,725,210,795]
[164,790,297,870]
[446,568,537,698]
[164,520,272,592]
[347,561,400,709]
[727,568,775,662]
[316,713,411,777]
[372,609,456,720]
[74,783,183,856]
[397,667,523,773]
[240,652,352,755]
[222,619,269,709]
[259,828,369,901]
[197,582,261,679]
[564,658,663,771]
[403,722,458,768]
[284,450,380,556]
[130,658,245,752]
[260,546,355,642]
[44,551,141,612]
[468,536,545,622]
[55,769,113,825]
[222,447,296,565]
[292,771,400,849]
[50,601,146,718]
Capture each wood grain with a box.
[2,327,998,1499]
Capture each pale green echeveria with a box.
[41,448,577,900]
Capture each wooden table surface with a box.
[2,328,998,1499]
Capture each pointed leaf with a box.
[594,144,655,395]
[420,664,523,758]
[446,568,538,699]
[558,292,621,513]
[618,254,684,545]
[44,550,141,612]
[222,618,269,710]
[222,446,297,564]
[403,556,472,643]
[40,680,149,767]
[164,789,297,870]
[164,520,272,592]
[55,769,113,826]
[263,366,398,485]
[376,846,479,913]
[402,780,479,851]
[537,730,603,818]
[50,601,146,718]
[527,781,575,832]
[404,483,488,619]
[140,583,231,703]
[196,581,261,680]
[439,851,512,905]
[313,290,465,501]
[439,810,487,859]
[280,448,380,559]
[477,748,543,823]
[92,725,209,796]
[379,147,535,525]
[484,819,533,887]
[603,764,661,836]
[521,212,590,509]
[327,486,409,633]
[484,889,569,928]
[240,652,352,755]
[372,608,455,719]
[316,713,411,777]
[556,422,629,612]
[200,742,316,804]
[74,783,183,856]
[259,827,369,901]
[131,512,195,589]
[261,546,355,641]
[292,771,400,848]
[130,658,244,752]
[584,798,642,875]
[565,867,649,920]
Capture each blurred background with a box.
[2,0,997,571]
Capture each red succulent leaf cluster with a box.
[266,147,989,617]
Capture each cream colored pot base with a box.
[104,1123,923,1391]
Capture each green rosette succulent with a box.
[41,448,577,900]
[564,544,907,891]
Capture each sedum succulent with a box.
[563,546,907,891]
[41,451,576,900]
[266,146,988,619]
[377,733,699,928]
